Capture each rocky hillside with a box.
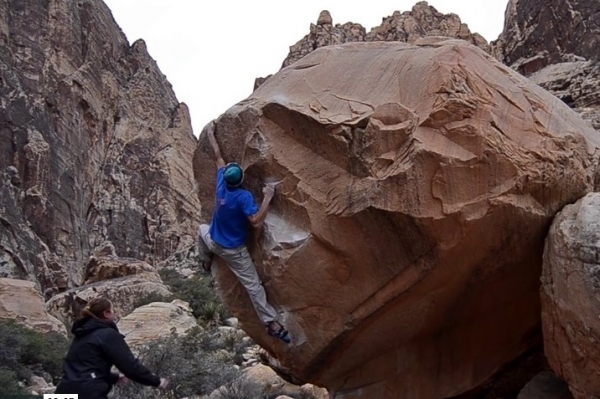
[0,0,200,298]
[492,0,600,72]
[492,0,600,131]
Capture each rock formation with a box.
[492,0,600,130]
[82,255,155,285]
[0,277,67,335]
[0,0,200,298]
[27,375,57,396]
[541,193,600,399]
[118,299,197,348]
[527,62,600,131]
[193,39,600,398]
[236,364,328,399]
[282,10,367,69]
[282,2,488,69]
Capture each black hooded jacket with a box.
[55,316,160,399]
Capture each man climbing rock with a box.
[197,120,290,344]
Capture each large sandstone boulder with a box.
[0,278,66,336]
[194,39,600,398]
[117,300,197,348]
[46,272,171,327]
[0,0,200,295]
[541,193,600,399]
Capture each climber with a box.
[197,120,291,344]
[55,297,170,399]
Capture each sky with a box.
[103,0,509,136]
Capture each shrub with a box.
[158,268,230,326]
[0,320,68,384]
[0,366,26,394]
[0,320,69,380]
[109,326,243,399]
[215,375,264,399]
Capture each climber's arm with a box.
[248,184,275,229]
[206,121,225,168]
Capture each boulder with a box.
[243,364,292,394]
[541,193,600,399]
[194,39,600,398]
[210,364,328,399]
[82,255,155,285]
[0,278,66,336]
[27,375,56,396]
[117,300,197,348]
[46,272,171,327]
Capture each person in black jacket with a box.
[55,297,169,399]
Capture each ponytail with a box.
[80,297,112,320]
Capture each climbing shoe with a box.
[268,322,291,344]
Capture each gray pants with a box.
[197,224,278,325]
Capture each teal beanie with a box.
[223,163,244,187]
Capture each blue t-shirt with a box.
[209,167,259,248]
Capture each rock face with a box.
[193,39,600,398]
[118,300,197,348]
[541,193,600,399]
[492,0,600,131]
[0,278,66,336]
[0,0,200,297]
[282,2,488,68]
[492,0,600,74]
[528,62,600,131]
